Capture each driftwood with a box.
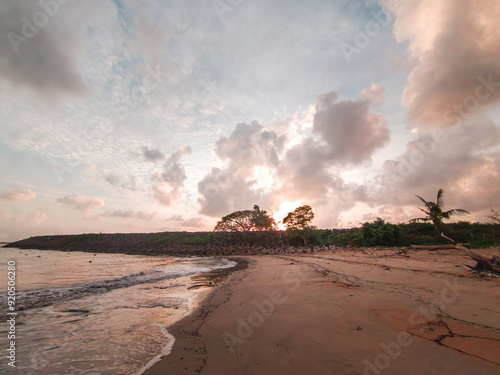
[441,233,500,275]
[411,244,459,250]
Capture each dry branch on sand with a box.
[440,233,500,275]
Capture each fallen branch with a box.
[441,233,500,275]
[411,244,458,250]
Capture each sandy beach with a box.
[144,248,500,375]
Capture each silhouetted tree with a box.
[410,189,469,235]
[214,205,275,232]
[487,208,500,224]
[283,205,316,245]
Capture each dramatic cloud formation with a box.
[1,189,36,202]
[152,146,192,206]
[336,0,500,224]
[198,121,285,216]
[199,87,389,217]
[381,0,500,128]
[1,1,499,240]
[57,193,105,212]
[313,90,389,165]
[366,116,500,211]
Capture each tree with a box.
[361,218,401,247]
[410,189,469,235]
[214,205,275,232]
[283,205,316,245]
[487,208,500,224]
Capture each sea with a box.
[0,248,236,375]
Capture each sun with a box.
[271,201,302,231]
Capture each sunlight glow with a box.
[271,200,302,230]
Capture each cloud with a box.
[141,146,165,162]
[279,88,389,205]
[198,167,268,217]
[57,193,105,212]
[354,116,500,219]
[1,189,36,202]
[165,215,203,228]
[98,171,137,192]
[198,121,284,216]
[25,210,47,226]
[151,146,192,206]
[97,210,156,220]
[214,121,286,170]
[105,173,120,186]
[198,87,389,217]
[360,83,385,107]
[0,0,88,98]
[381,0,500,128]
[313,91,389,165]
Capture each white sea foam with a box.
[0,249,236,375]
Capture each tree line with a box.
[213,189,499,247]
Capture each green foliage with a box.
[361,218,401,247]
[147,232,213,246]
[325,229,362,247]
[283,205,315,230]
[410,188,470,235]
[283,205,316,245]
[214,205,276,232]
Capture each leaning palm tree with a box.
[410,189,470,235]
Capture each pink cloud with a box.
[1,189,36,202]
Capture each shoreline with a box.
[137,258,250,375]
[144,248,500,375]
[142,256,251,374]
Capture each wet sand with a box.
[144,248,500,375]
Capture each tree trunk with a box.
[441,233,500,274]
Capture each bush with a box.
[361,218,401,247]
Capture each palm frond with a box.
[445,209,470,216]
[436,189,444,209]
[409,217,429,223]
[418,208,430,216]
[415,195,431,209]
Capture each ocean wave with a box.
[0,257,235,313]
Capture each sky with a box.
[0,0,499,241]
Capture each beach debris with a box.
[66,309,89,314]
[356,325,363,331]
[410,244,462,250]
[441,234,500,276]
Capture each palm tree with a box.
[410,189,470,235]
